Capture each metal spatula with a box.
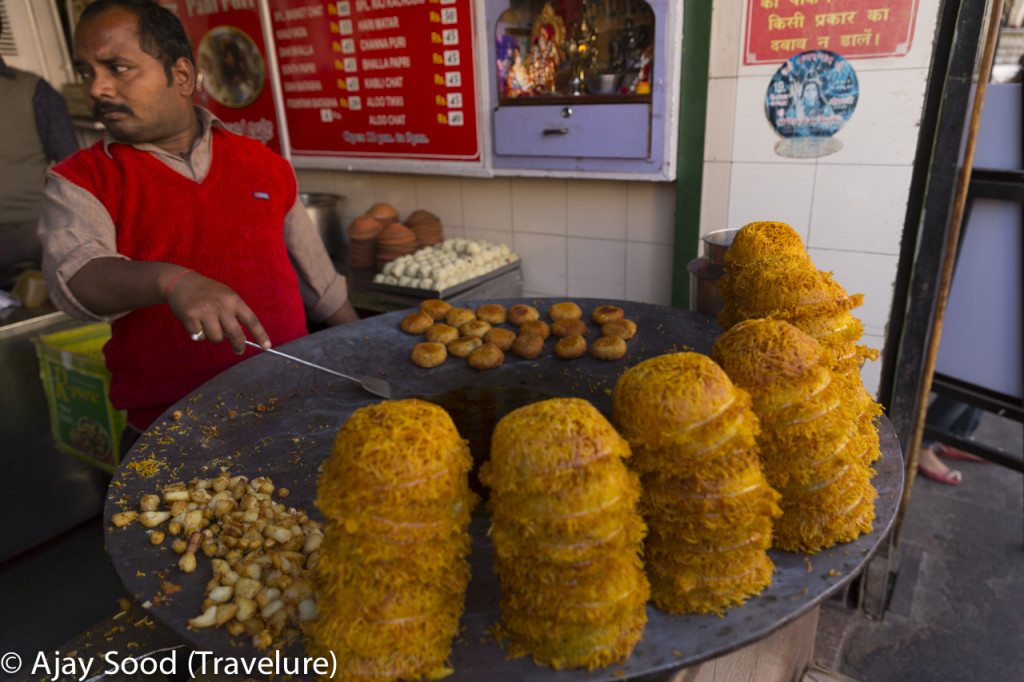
[244,340,392,399]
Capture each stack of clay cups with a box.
[405,210,444,247]
[309,399,476,680]
[367,202,400,227]
[613,352,781,614]
[347,216,383,268]
[480,398,649,671]
[712,319,877,554]
[375,222,418,270]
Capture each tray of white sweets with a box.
[371,239,521,299]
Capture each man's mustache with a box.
[92,101,133,118]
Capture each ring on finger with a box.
[190,330,206,342]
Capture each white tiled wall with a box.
[699,0,943,397]
[296,169,678,305]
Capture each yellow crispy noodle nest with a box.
[481,398,648,671]
[611,352,781,614]
[310,399,476,681]
[722,221,811,272]
[712,319,879,553]
[718,221,880,377]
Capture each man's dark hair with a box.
[79,0,194,82]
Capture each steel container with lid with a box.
[299,192,346,261]
[687,228,738,316]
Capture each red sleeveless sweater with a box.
[53,129,308,429]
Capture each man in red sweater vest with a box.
[38,0,358,439]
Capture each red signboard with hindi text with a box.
[744,0,919,65]
[268,0,480,162]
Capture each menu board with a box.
[170,1,285,153]
[744,0,919,65]
[268,0,480,162]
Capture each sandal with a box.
[917,462,962,486]
[937,444,988,463]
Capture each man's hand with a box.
[165,271,271,354]
[67,258,271,353]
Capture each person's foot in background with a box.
[917,445,962,485]
[936,443,988,463]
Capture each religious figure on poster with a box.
[505,46,534,97]
[527,3,565,94]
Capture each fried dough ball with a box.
[549,301,583,322]
[484,327,517,351]
[519,319,551,340]
[425,323,459,345]
[507,304,540,325]
[551,318,588,338]
[447,336,483,358]
[459,320,492,339]
[591,305,625,325]
[468,343,505,370]
[400,311,434,334]
[554,335,587,359]
[591,336,627,361]
[512,332,545,359]
[419,298,452,321]
[475,303,508,325]
[445,307,477,328]
[602,319,637,340]
[410,342,447,368]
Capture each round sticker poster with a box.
[197,26,266,109]
[765,50,858,158]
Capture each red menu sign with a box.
[744,0,919,65]
[268,0,479,161]
[167,1,284,152]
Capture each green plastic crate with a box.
[34,323,126,472]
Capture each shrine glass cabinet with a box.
[484,0,681,179]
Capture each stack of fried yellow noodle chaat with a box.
[310,399,476,681]
[613,352,781,614]
[712,320,877,553]
[718,221,882,466]
[480,398,648,670]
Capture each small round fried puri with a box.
[591,305,625,325]
[447,336,483,358]
[512,332,545,359]
[602,319,637,340]
[425,323,459,345]
[554,334,587,359]
[549,301,583,322]
[591,335,627,361]
[475,303,507,325]
[400,311,434,334]
[507,303,540,325]
[445,307,477,328]
[410,342,447,368]
[519,319,551,340]
[468,343,505,370]
[551,318,588,338]
[419,298,452,321]
[484,327,517,351]
[460,319,492,338]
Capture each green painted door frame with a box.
[671,0,714,309]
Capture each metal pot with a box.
[299,192,346,260]
[687,228,738,316]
